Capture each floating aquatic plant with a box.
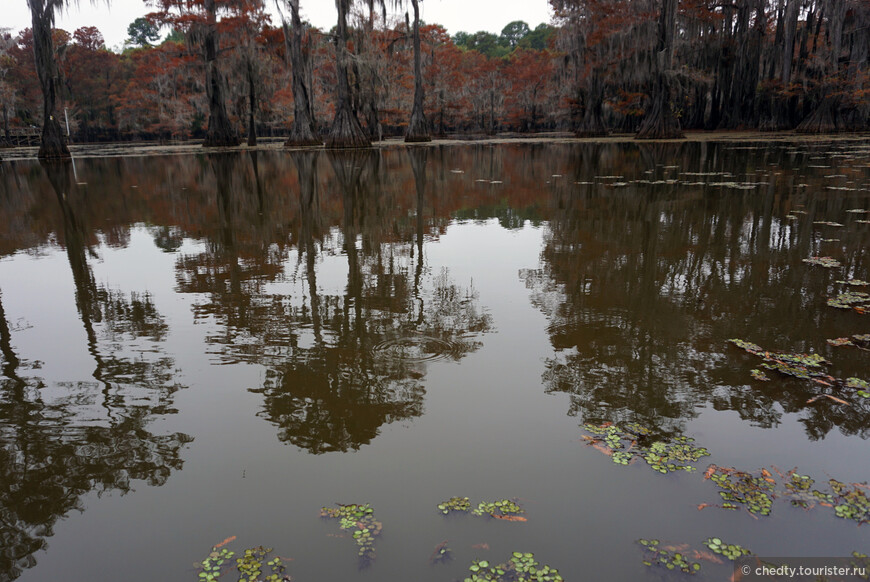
[845,378,870,398]
[236,546,286,582]
[783,471,818,508]
[195,542,287,582]
[196,547,234,581]
[703,538,751,560]
[464,552,563,582]
[472,499,525,520]
[802,256,842,268]
[429,541,452,564]
[320,503,382,562]
[750,369,771,381]
[706,466,774,516]
[581,424,709,474]
[641,437,710,474]
[438,496,471,515]
[813,221,845,227]
[827,291,870,310]
[638,539,701,574]
[729,339,830,381]
[837,279,870,286]
[850,552,870,578]
[829,480,870,524]
[828,337,855,347]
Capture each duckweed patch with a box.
[437,497,471,515]
[464,552,563,582]
[638,539,701,574]
[581,423,710,474]
[320,503,382,562]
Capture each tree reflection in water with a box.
[176,150,491,454]
[0,162,191,581]
[527,142,870,440]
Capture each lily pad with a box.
[827,337,854,347]
[802,256,842,268]
[837,279,870,286]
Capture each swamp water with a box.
[1,141,869,582]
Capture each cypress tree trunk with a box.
[327,0,371,149]
[202,0,239,148]
[576,67,607,137]
[797,0,847,133]
[405,0,431,142]
[247,59,257,147]
[28,0,71,161]
[284,0,321,147]
[636,0,683,139]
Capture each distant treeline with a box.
[2,0,868,149]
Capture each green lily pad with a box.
[321,503,382,562]
[802,256,842,267]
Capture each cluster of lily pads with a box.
[707,465,775,516]
[320,503,382,561]
[437,496,472,515]
[829,479,870,524]
[637,539,702,574]
[464,552,563,582]
[581,423,709,474]
[802,256,842,268]
[729,338,870,399]
[196,547,234,582]
[437,497,526,520]
[472,499,524,519]
[235,546,286,582]
[195,544,287,582]
[827,334,870,349]
[637,537,753,575]
[828,291,870,311]
[703,538,751,560]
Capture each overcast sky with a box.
[7,0,553,51]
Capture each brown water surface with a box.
[1,141,869,582]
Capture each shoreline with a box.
[2,130,869,161]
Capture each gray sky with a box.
[7,0,553,51]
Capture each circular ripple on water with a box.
[371,335,459,362]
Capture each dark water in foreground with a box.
[1,141,869,582]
